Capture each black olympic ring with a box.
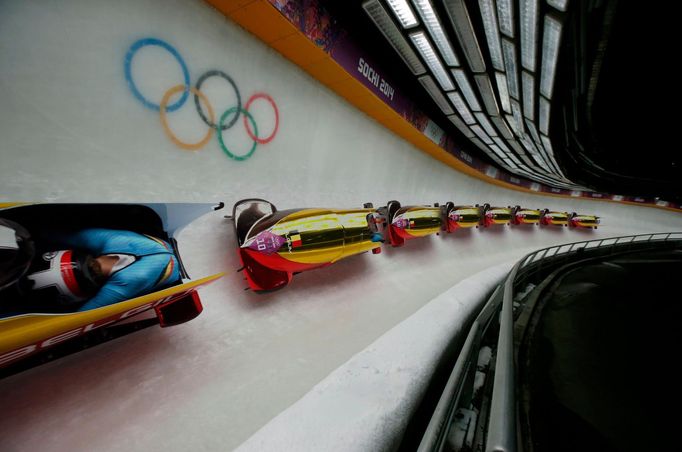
[194,70,242,131]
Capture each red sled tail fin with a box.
[238,248,291,292]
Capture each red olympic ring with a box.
[243,93,279,144]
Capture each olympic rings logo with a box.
[124,37,279,161]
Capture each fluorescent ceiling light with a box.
[410,31,455,90]
[363,1,426,74]
[411,0,459,66]
[495,72,511,113]
[470,138,503,167]
[492,136,511,153]
[547,0,569,12]
[386,0,419,28]
[491,115,513,139]
[539,96,550,134]
[474,112,497,137]
[505,113,520,136]
[474,74,500,116]
[502,38,520,99]
[442,0,486,72]
[519,132,540,156]
[487,154,506,170]
[510,99,525,135]
[520,0,539,71]
[521,71,535,120]
[505,138,526,155]
[478,0,504,71]
[489,144,507,160]
[507,151,523,166]
[490,116,514,139]
[541,134,564,175]
[497,0,514,37]
[447,114,476,138]
[452,69,482,111]
[490,144,509,162]
[418,75,454,114]
[532,133,557,173]
[471,124,494,144]
[533,158,552,173]
[447,91,476,124]
[524,118,542,149]
[503,158,519,169]
[540,15,563,98]
[512,160,531,172]
[515,152,540,171]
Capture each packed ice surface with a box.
[1,0,681,450]
[236,263,510,452]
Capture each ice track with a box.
[1,0,681,450]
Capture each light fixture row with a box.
[363,0,581,190]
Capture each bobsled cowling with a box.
[480,204,512,227]
[442,203,481,232]
[0,203,224,369]
[540,209,570,226]
[233,199,381,292]
[568,212,600,229]
[510,206,542,225]
[386,201,442,247]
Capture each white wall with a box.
[1,0,681,451]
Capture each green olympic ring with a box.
[218,106,258,161]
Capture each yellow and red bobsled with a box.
[480,203,513,227]
[441,203,481,232]
[233,199,382,292]
[383,200,443,247]
[510,205,542,225]
[540,209,570,226]
[0,203,224,369]
[568,212,600,229]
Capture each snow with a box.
[1,0,681,450]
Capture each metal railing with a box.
[486,232,682,452]
[418,232,682,452]
[417,286,503,452]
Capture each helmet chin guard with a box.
[25,250,101,305]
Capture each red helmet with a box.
[25,250,101,305]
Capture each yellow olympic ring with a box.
[159,85,215,151]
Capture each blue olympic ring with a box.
[124,38,190,112]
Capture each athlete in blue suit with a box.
[47,229,181,311]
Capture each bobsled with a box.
[540,209,569,226]
[568,212,600,229]
[510,206,542,225]
[480,203,512,227]
[0,203,224,368]
[441,203,481,232]
[382,201,443,247]
[232,199,382,292]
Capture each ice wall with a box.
[1,0,681,451]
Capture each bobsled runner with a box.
[480,203,512,227]
[568,212,600,229]
[540,209,569,226]
[382,201,442,247]
[232,199,382,292]
[510,205,542,225]
[441,203,481,232]
[0,203,224,369]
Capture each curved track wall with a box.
[1,0,681,450]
